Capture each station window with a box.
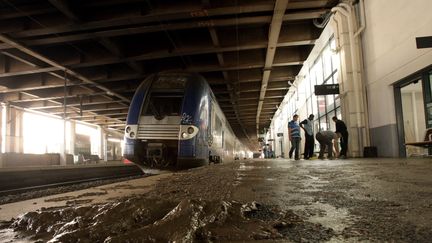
[271,37,341,149]
[23,112,71,154]
[312,37,341,131]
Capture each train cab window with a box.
[143,92,183,119]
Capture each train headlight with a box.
[179,125,198,140]
[187,127,194,134]
[129,132,135,138]
[125,126,131,133]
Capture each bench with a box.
[76,153,100,164]
[405,128,432,148]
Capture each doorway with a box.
[401,80,427,156]
[394,65,432,157]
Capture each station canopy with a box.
[0,0,339,150]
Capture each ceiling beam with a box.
[206,22,250,141]
[0,40,311,78]
[0,36,129,125]
[4,92,108,103]
[0,11,325,50]
[68,112,128,119]
[27,100,127,110]
[50,106,128,115]
[0,62,301,92]
[47,0,144,75]
[8,1,326,38]
[256,0,289,136]
[48,0,81,23]
[0,34,130,103]
[0,67,60,78]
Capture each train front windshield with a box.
[143,93,183,119]
[142,76,186,119]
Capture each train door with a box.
[209,100,223,162]
[210,100,216,154]
[222,130,224,148]
[214,114,223,157]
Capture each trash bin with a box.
[364,146,378,158]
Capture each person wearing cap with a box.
[300,114,315,159]
[315,130,340,160]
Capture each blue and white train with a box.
[123,72,248,169]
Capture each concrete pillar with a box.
[59,119,67,165]
[4,106,24,153]
[0,105,2,168]
[69,121,76,155]
[98,126,107,162]
[0,105,3,153]
[330,8,369,157]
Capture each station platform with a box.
[0,162,142,194]
[0,160,124,172]
[1,157,431,242]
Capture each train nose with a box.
[147,143,169,167]
[147,143,164,158]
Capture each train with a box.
[123,72,249,169]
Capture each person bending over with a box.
[315,130,340,160]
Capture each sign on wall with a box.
[314,84,340,95]
[416,36,432,49]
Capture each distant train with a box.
[123,72,248,169]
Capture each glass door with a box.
[401,80,427,157]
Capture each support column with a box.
[98,126,107,162]
[69,121,76,155]
[59,119,66,165]
[0,105,3,153]
[331,4,369,157]
[0,105,3,168]
[4,106,24,153]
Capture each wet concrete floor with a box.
[1,158,432,242]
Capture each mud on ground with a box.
[1,158,432,242]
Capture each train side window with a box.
[222,130,224,148]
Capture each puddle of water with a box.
[238,164,255,171]
[289,202,352,233]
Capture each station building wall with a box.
[362,0,432,156]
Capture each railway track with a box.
[0,164,144,197]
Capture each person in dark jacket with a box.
[300,114,315,159]
[332,116,348,159]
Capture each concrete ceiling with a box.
[0,0,339,150]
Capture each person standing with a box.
[332,116,348,159]
[300,114,315,159]
[288,114,301,160]
[315,130,340,160]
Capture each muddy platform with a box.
[1,158,432,242]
